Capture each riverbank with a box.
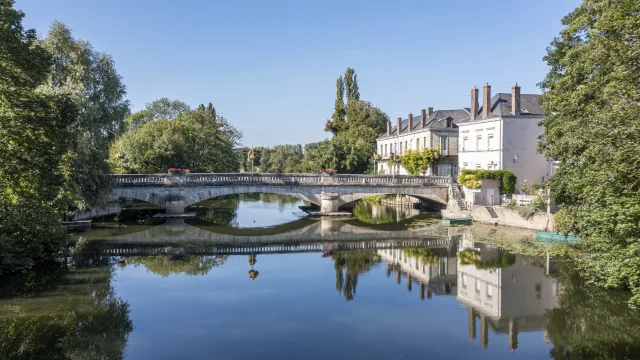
[442,204,554,231]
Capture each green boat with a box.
[535,231,580,243]
[442,218,473,225]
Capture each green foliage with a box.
[402,248,447,265]
[127,255,227,277]
[546,263,640,358]
[332,251,380,302]
[0,2,77,274]
[123,97,189,132]
[112,101,241,173]
[457,249,516,269]
[40,21,130,208]
[554,209,575,236]
[0,256,133,359]
[538,0,640,306]
[457,169,517,194]
[399,148,441,175]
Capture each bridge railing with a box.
[111,173,450,187]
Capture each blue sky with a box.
[16,0,579,147]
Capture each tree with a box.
[325,76,346,134]
[0,1,77,274]
[399,148,441,175]
[123,97,189,132]
[344,67,360,105]
[40,21,130,208]
[111,100,241,173]
[538,0,640,306]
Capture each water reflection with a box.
[5,201,640,359]
[0,250,133,359]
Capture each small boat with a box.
[442,218,473,225]
[535,231,580,243]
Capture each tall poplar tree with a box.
[325,76,346,134]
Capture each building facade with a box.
[376,108,469,177]
[457,83,552,186]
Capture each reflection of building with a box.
[456,241,561,351]
[378,248,457,300]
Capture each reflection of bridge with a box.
[111,173,450,214]
[77,218,448,246]
[98,238,452,257]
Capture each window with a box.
[487,283,493,298]
[440,136,447,151]
[416,138,420,150]
[476,164,482,170]
[424,137,427,148]
[476,135,482,151]
[487,163,492,170]
[405,141,408,151]
[475,279,481,294]
[384,144,387,156]
[462,137,468,151]
[462,273,467,287]
[535,283,542,300]
[488,135,495,150]
[380,145,383,155]
[463,162,468,169]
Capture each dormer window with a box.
[446,117,453,128]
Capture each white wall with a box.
[502,116,549,186]
[457,118,502,171]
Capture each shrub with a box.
[554,209,575,236]
[457,169,517,194]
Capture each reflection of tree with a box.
[545,264,640,359]
[0,251,132,359]
[248,254,258,282]
[332,251,381,302]
[457,249,516,269]
[402,248,448,266]
[196,196,239,226]
[127,255,227,277]
[352,201,410,224]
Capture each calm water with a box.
[2,195,639,359]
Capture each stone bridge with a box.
[111,173,450,214]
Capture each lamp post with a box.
[117,151,125,174]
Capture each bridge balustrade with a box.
[111,173,450,187]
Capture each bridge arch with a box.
[183,186,322,208]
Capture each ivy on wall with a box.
[457,169,517,194]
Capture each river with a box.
[1,194,639,359]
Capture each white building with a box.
[457,83,552,187]
[376,108,469,177]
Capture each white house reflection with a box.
[382,235,562,352]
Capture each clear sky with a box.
[16,0,580,147]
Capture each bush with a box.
[554,209,575,236]
[516,204,537,219]
[457,169,517,194]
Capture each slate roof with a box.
[378,108,470,139]
[458,93,544,125]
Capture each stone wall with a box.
[469,205,554,231]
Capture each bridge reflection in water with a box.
[77,219,561,352]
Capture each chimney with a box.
[396,117,402,136]
[482,83,491,118]
[386,121,391,136]
[408,113,413,133]
[421,109,427,127]
[470,86,479,120]
[428,107,434,117]
[511,82,521,116]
